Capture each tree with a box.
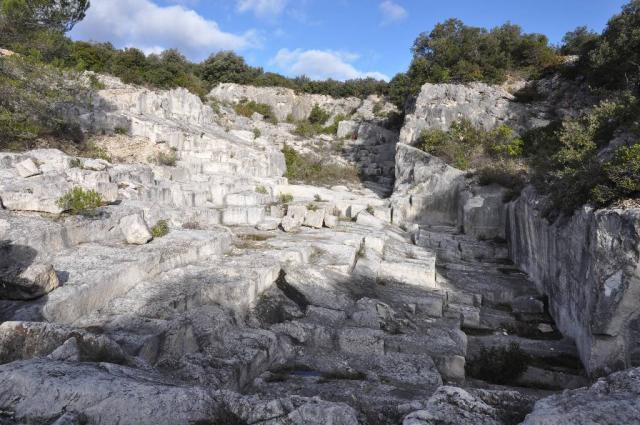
[560,26,599,55]
[197,51,262,87]
[583,0,640,93]
[1,0,90,45]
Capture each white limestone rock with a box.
[0,263,59,300]
[281,205,307,232]
[256,218,280,231]
[15,158,41,178]
[119,214,152,245]
[508,187,640,374]
[391,144,465,227]
[303,209,325,229]
[523,368,640,425]
[324,215,338,228]
[355,211,385,229]
[0,191,64,214]
[337,120,359,139]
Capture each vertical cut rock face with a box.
[508,188,640,374]
[396,81,640,375]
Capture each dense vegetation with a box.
[387,19,562,109]
[420,94,640,214]
[282,144,359,186]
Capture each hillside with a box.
[0,1,639,425]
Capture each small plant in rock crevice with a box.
[278,193,294,204]
[56,187,103,215]
[151,220,170,238]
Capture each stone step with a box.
[39,229,233,324]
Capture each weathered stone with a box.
[403,386,502,425]
[508,187,640,374]
[523,368,640,425]
[323,215,338,228]
[15,158,41,178]
[356,211,385,229]
[0,263,59,300]
[303,209,325,229]
[512,296,545,314]
[337,327,385,356]
[256,218,280,231]
[391,145,465,227]
[337,120,359,139]
[119,214,152,244]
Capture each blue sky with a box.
[71,0,628,81]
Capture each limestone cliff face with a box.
[399,77,592,146]
[508,188,640,374]
[394,80,640,375]
[209,83,394,123]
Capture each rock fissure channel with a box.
[0,76,638,425]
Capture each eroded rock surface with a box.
[0,74,635,424]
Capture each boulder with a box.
[15,158,41,178]
[0,263,59,300]
[356,211,385,229]
[403,386,502,425]
[337,120,359,139]
[324,215,338,228]
[281,205,307,232]
[523,368,640,425]
[256,219,280,231]
[119,214,152,244]
[303,209,325,229]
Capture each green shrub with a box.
[308,104,330,125]
[278,193,294,204]
[255,185,268,195]
[153,150,177,166]
[56,187,103,215]
[293,120,321,138]
[234,100,276,123]
[418,120,524,171]
[0,55,89,151]
[83,142,111,162]
[466,343,529,385]
[114,126,128,135]
[282,144,360,186]
[521,95,640,214]
[253,128,261,139]
[592,143,640,206]
[151,220,170,238]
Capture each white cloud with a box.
[379,1,407,26]
[271,48,389,81]
[237,0,288,18]
[71,0,257,61]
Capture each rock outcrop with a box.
[0,72,634,423]
[523,367,640,425]
[393,80,640,377]
[209,83,393,123]
[508,188,640,374]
